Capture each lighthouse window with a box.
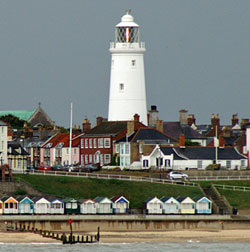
[132,60,136,66]
[119,83,124,91]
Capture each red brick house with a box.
[80,115,145,167]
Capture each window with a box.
[93,139,97,148]
[226,160,231,169]
[66,148,69,155]
[143,160,149,167]
[85,139,88,148]
[119,83,124,91]
[115,144,119,153]
[104,154,111,164]
[98,138,103,148]
[85,155,88,164]
[89,139,92,148]
[197,160,202,169]
[139,144,143,153]
[125,144,129,154]
[241,160,246,167]
[81,155,84,165]
[132,59,136,66]
[81,139,84,148]
[89,154,92,163]
[104,138,110,148]
[165,159,170,167]
[73,148,77,155]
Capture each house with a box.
[0,120,8,166]
[144,197,163,214]
[194,196,212,214]
[162,110,207,146]
[80,115,145,167]
[160,196,180,214]
[142,142,248,170]
[80,199,97,214]
[33,197,51,214]
[111,196,130,214]
[116,127,177,169]
[64,198,80,214]
[50,198,64,214]
[17,196,34,214]
[40,133,82,167]
[94,197,113,214]
[8,142,29,171]
[2,196,18,214]
[177,196,195,214]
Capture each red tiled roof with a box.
[42,133,81,148]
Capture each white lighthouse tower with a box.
[108,11,148,125]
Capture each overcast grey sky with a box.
[0,0,249,127]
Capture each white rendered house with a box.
[108,11,147,125]
[0,120,8,166]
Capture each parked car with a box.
[26,165,37,172]
[168,171,188,180]
[37,165,52,171]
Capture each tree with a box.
[0,114,25,129]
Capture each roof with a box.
[0,110,35,121]
[85,121,128,136]
[111,195,129,203]
[159,146,247,160]
[163,122,204,139]
[42,133,80,148]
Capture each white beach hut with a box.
[94,197,113,214]
[160,196,180,214]
[50,198,64,214]
[145,197,163,214]
[33,197,51,214]
[111,196,130,214]
[80,199,97,214]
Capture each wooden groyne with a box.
[6,222,100,244]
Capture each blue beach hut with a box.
[17,196,34,214]
[195,196,212,214]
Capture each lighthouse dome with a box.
[116,11,139,27]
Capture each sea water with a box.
[0,242,250,252]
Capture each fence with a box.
[189,175,250,181]
[11,169,197,187]
[213,184,250,192]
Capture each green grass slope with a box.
[15,174,203,209]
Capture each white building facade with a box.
[108,11,148,125]
[0,120,8,166]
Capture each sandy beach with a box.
[1,230,250,243]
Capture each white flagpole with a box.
[69,102,73,166]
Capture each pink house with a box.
[40,133,83,166]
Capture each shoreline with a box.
[1,230,250,243]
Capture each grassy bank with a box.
[14,174,202,209]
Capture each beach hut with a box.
[0,199,3,215]
[195,196,212,214]
[145,197,163,214]
[2,196,19,214]
[50,198,64,214]
[17,196,34,214]
[33,197,51,214]
[177,196,195,214]
[80,199,97,214]
[111,196,130,214]
[160,196,180,214]
[94,197,113,214]
[64,198,80,214]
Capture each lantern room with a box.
[115,10,140,43]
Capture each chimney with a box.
[133,114,140,122]
[156,120,163,132]
[223,126,232,138]
[211,114,220,127]
[179,109,188,125]
[96,116,103,126]
[148,105,159,127]
[232,114,239,127]
[179,134,185,148]
[82,118,91,133]
[219,135,225,148]
[187,114,196,126]
[127,121,134,137]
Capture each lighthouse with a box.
[108,11,148,125]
